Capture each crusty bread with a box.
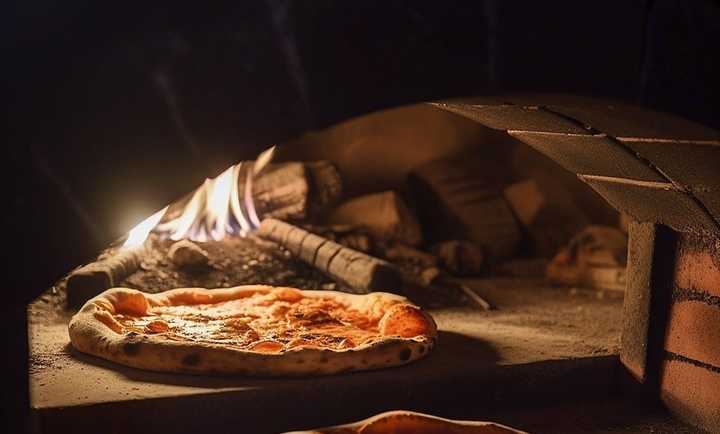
[69,285,436,376]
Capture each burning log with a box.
[66,247,145,307]
[253,161,342,222]
[325,191,423,246]
[257,219,402,293]
[156,159,341,242]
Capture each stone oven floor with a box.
[28,276,686,433]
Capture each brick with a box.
[666,302,720,368]
[433,103,590,134]
[661,358,720,432]
[548,103,720,141]
[623,140,720,223]
[675,246,720,298]
[620,222,657,381]
[509,131,666,182]
[579,175,720,236]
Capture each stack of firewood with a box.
[67,153,628,308]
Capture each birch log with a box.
[257,219,402,293]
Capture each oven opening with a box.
[27,97,720,434]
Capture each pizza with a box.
[68,285,437,375]
[283,410,527,434]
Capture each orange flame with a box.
[122,206,169,248]
[149,146,276,242]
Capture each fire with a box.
[161,164,249,242]
[123,206,169,248]
[125,146,277,244]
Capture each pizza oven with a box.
[8,2,720,434]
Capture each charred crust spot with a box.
[127,331,138,338]
[399,348,412,361]
[182,353,201,366]
[123,341,141,356]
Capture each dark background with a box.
[4,1,719,432]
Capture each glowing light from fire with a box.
[245,145,275,227]
[152,146,276,242]
[122,206,169,248]
[230,163,253,235]
[206,165,235,240]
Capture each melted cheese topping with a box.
[114,289,392,353]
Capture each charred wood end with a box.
[66,247,145,307]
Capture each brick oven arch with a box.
[432,95,720,431]
[431,96,720,238]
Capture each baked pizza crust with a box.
[283,410,528,433]
[68,285,437,376]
